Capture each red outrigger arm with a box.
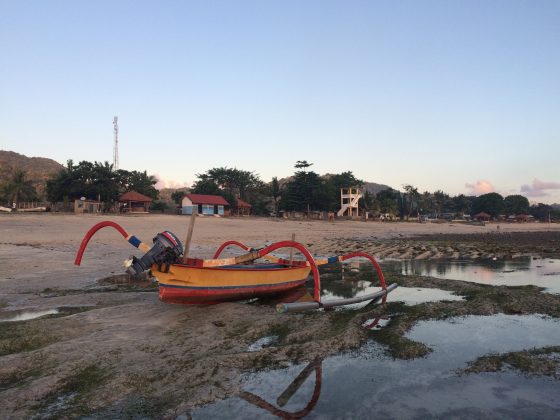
[240,359,322,418]
[74,221,152,266]
[212,240,391,310]
[213,242,387,289]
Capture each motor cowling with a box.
[126,231,183,275]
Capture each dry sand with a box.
[1,214,560,418]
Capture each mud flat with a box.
[1,214,560,418]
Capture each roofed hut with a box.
[473,211,491,222]
[181,194,229,216]
[119,191,153,213]
[233,198,252,216]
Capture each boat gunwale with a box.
[169,262,311,273]
[158,278,308,290]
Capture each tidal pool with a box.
[193,314,560,419]
[390,257,560,293]
[308,261,462,307]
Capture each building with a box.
[119,191,153,213]
[337,188,362,217]
[232,198,252,216]
[181,194,229,216]
[74,199,102,214]
[473,212,491,222]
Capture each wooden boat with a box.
[75,221,396,310]
[154,262,310,304]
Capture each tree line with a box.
[187,161,559,221]
[0,160,158,210]
[1,158,559,221]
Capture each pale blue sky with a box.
[1,1,559,202]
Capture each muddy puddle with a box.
[194,314,560,419]
[384,257,560,294]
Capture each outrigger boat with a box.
[75,221,396,312]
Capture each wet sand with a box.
[1,214,560,418]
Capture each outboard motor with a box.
[126,231,183,275]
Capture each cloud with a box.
[154,174,190,190]
[520,178,560,197]
[465,180,495,196]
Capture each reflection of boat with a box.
[240,359,322,419]
[75,221,396,309]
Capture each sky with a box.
[1,1,559,203]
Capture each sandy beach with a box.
[1,214,560,418]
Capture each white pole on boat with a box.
[276,283,398,313]
[288,233,295,265]
[184,207,198,258]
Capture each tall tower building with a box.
[113,116,119,171]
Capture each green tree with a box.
[503,195,530,215]
[295,160,313,170]
[192,167,267,213]
[361,190,375,211]
[450,194,474,215]
[117,169,158,200]
[530,203,559,221]
[324,172,364,211]
[191,178,223,195]
[432,190,449,218]
[271,177,281,215]
[151,201,169,213]
[402,184,420,219]
[46,160,158,206]
[171,190,186,205]
[197,167,263,201]
[2,169,38,206]
[376,188,399,215]
[47,160,118,202]
[471,192,504,217]
[280,161,323,212]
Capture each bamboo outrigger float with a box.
[75,221,396,311]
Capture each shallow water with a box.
[390,257,560,293]
[0,308,59,322]
[310,262,462,307]
[194,314,560,419]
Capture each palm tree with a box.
[3,170,38,207]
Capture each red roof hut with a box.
[473,212,491,221]
[181,194,229,216]
[233,198,252,216]
[119,191,153,213]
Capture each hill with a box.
[0,150,64,198]
[362,181,393,195]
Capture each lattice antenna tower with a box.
[113,116,119,171]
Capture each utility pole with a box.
[113,116,119,171]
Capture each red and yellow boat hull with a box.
[154,263,311,304]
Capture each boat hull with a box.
[154,263,311,304]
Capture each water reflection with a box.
[391,258,560,293]
[314,262,464,306]
[239,359,322,419]
[316,261,381,299]
[195,315,560,419]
